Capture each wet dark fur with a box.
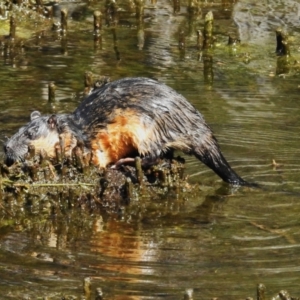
[4,77,248,185]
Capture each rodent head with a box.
[4,111,62,166]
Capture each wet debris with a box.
[276,28,290,57]
[105,0,119,27]
[60,8,68,36]
[0,141,189,215]
[203,11,214,49]
[25,281,299,300]
[9,15,16,39]
[274,27,300,76]
[134,0,144,22]
[48,81,56,102]
[95,287,104,300]
[93,10,102,36]
[83,72,111,95]
[257,283,266,300]
[173,0,181,14]
[83,277,92,299]
[188,0,201,16]
[183,288,194,300]
[228,35,240,46]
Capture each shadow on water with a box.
[1,0,300,299]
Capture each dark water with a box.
[1,0,300,299]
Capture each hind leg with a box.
[112,155,161,169]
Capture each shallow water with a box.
[0,0,300,299]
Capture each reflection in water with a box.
[0,179,300,298]
[111,28,121,62]
[90,218,156,279]
[0,184,233,298]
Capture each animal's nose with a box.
[3,142,14,155]
[4,144,11,154]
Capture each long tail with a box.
[195,148,248,185]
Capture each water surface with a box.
[0,1,300,299]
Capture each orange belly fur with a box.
[90,114,147,168]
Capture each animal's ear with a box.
[30,111,41,121]
[47,115,58,129]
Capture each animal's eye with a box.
[26,127,39,139]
